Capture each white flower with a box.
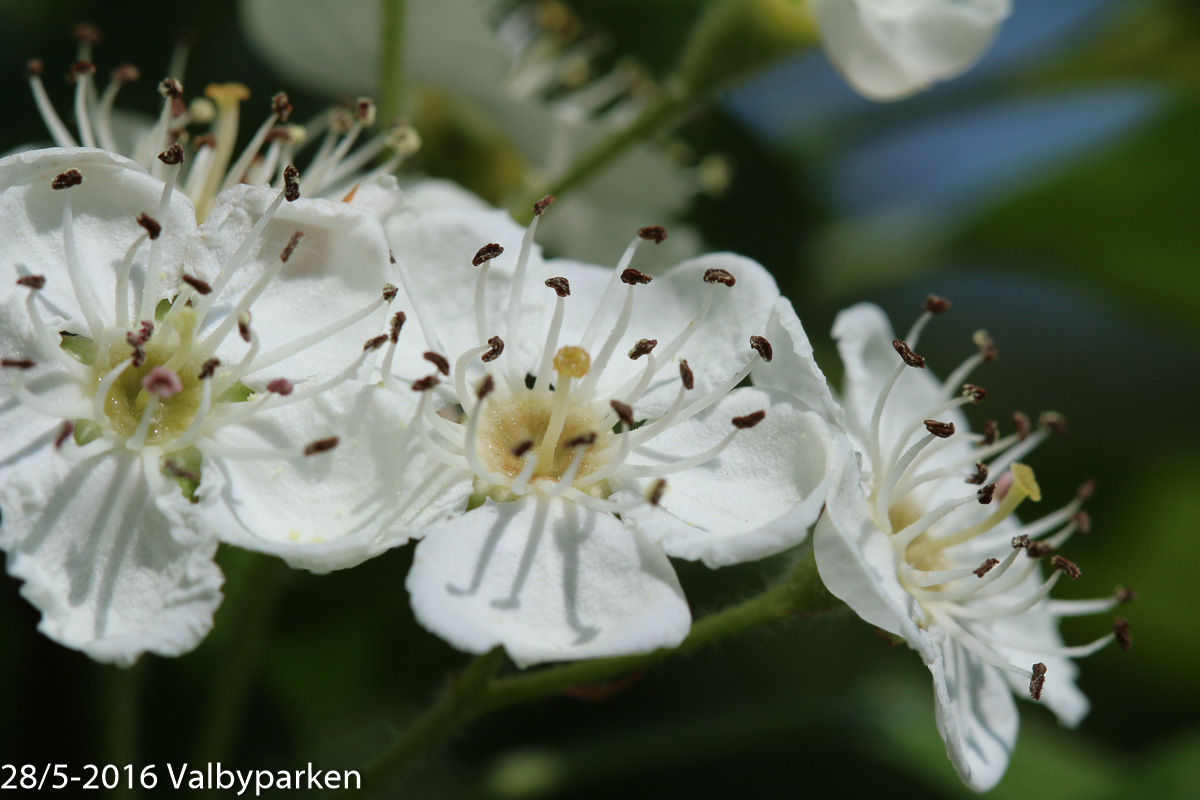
[813,0,1011,100]
[0,145,432,663]
[237,0,702,270]
[810,299,1131,791]
[372,197,844,667]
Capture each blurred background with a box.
[1,0,1198,796]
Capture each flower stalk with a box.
[377,0,406,126]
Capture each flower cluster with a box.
[0,12,1129,793]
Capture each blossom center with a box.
[477,391,607,484]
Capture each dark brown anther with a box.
[611,399,635,427]
[304,437,339,456]
[679,359,694,390]
[1,359,35,369]
[974,330,998,364]
[158,143,184,166]
[162,458,199,482]
[892,339,925,368]
[424,351,450,376]
[621,268,653,285]
[703,268,736,287]
[193,134,216,150]
[732,410,766,429]
[924,419,955,438]
[134,320,153,344]
[1072,511,1092,534]
[382,283,398,302]
[1027,541,1055,559]
[648,478,667,506]
[545,277,571,297]
[533,195,555,216]
[52,169,83,190]
[159,78,183,99]
[1077,479,1096,503]
[750,335,773,362]
[182,275,212,295]
[411,375,439,392]
[511,439,535,458]
[112,64,140,84]
[238,311,252,343]
[280,230,304,263]
[54,421,74,450]
[136,212,161,239]
[25,58,44,78]
[974,558,999,578]
[354,97,376,124]
[923,295,952,314]
[1051,555,1082,580]
[1012,534,1031,550]
[628,338,656,360]
[389,250,396,264]
[962,384,987,403]
[1013,411,1032,442]
[566,432,597,448]
[267,378,293,395]
[978,483,996,504]
[1040,411,1069,435]
[283,165,301,201]
[482,336,504,362]
[127,333,146,367]
[1113,618,1132,652]
[67,60,97,83]
[638,225,667,243]
[389,311,406,343]
[477,374,495,401]
[198,358,220,380]
[966,461,989,485]
[72,23,103,44]
[16,275,45,289]
[272,91,292,121]
[364,334,389,352]
[1115,586,1137,605]
[1029,663,1047,701]
[473,242,504,266]
[980,419,998,447]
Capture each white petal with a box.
[0,147,208,332]
[382,203,550,379]
[190,381,469,572]
[551,253,780,416]
[0,446,222,665]
[621,386,842,567]
[931,634,1019,792]
[753,297,844,425]
[199,185,393,383]
[407,495,691,667]
[813,450,937,661]
[814,0,1010,101]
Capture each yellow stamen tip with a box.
[553,346,590,379]
[1010,463,1041,502]
[204,83,250,107]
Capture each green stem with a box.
[346,549,835,796]
[193,553,289,764]
[512,91,687,224]
[103,661,143,799]
[377,0,406,125]
[352,647,507,797]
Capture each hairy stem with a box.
[344,548,836,796]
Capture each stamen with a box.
[1029,663,1046,700]
[1013,411,1032,441]
[628,338,656,360]
[424,352,450,376]
[221,92,293,192]
[974,330,998,364]
[638,225,667,244]
[966,462,989,485]
[471,243,505,344]
[946,571,1062,619]
[579,278,639,398]
[379,311,407,391]
[303,437,339,456]
[892,339,925,368]
[27,59,78,147]
[648,478,668,506]
[619,424,744,479]
[703,268,736,287]
[510,444,540,495]
[57,181,107,337]
[1039,411,1069,436]
[142,366,182,399]
[927,608,1032,678]
[70,60,98,148]
[95,64,140,152]
[1,359,35,369]
[267,378,293,395]
[16,274,46,289]
[198,230,301,355]
[924,419,955,438]
[906,464,1040,557]
[182,275,212,295]
[1051,555,1081,580]
[391,248,447,357]
[980,420,998,446]
[534,283,569,396]
[610,399,634,427]
[680,359,694,390]
[732,410,766,428]
[505,198,551,389]
[126,396,161,450]
[54,421,74,450]
[196,83,251,219]
[23,292,90,382]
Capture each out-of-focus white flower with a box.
[0,144,443,663]
[809,299,1130,791]
[237,0,701,270]
[372,197,843,666]
[813,0,1011,100]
